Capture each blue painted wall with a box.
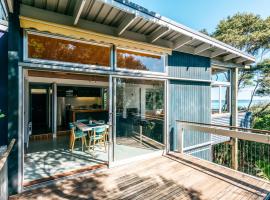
[0,31,8,146]
[168,52,211,158]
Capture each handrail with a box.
[176,120,270,135]
[177,121,270,145]
[0,139,16,171]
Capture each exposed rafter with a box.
[148,26,170,43]
[173,36,193,50]
[116,13,137,36]
[235,57,247,64]
[73,0,87,25]
[211,49,227,58]
[223,54,239,61]
[194,43,212,54]
[20,5,173,53]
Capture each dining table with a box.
[74,121,109,132]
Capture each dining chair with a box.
[88,125,107,152]
[69,123,87,152]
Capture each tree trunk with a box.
[247,81,259,111]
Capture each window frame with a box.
[24,30,113,71]
[115,47,167,75]
[211,66,232,115]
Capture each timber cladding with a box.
[167,51,211,154]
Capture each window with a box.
[116,49,165,73]
[27,33,111,67]
[211,67,231,114]
[211,86,230,114]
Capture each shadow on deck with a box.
[10,153,270,200]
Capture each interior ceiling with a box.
[20,0,255,65]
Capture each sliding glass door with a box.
[112,77,165,162]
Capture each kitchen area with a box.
[57,85,109,133]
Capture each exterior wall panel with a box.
[168,52,211,155]
[168,51,211,80]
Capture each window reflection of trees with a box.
[117,49,162,71]
[28,34,110,67]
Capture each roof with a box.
[19,0,255,65]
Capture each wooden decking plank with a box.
[10,154,270,200]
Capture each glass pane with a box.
[212,68,230,82]
[114,78,165,161]
[211,87,220,114]
[211,86,230,114]
[28,34,110,67]
[117,49,165,73]
[221,86,230,113]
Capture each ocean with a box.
[211,100,268,110]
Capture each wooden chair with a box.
[88,126,107,152]
[69,123,87,152]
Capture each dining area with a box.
[69,120,109,153]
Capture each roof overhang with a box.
[19,0,255,65]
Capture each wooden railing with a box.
[176,121,270,180]
[0,139,16,200]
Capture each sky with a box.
[131,0,270,33]
[131,0,270,100]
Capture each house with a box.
[0,0,258,197]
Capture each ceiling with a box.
[19,0,255,65]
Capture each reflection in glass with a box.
[28,34,110,67]
[212,68,230,82]
[211,86,230,114]
[115,78,165,161]
[117,49,165,73]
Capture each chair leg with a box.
[71,138,75,152]
[103,138,106,152]
[81,137,84,151]
[93,138,96,151]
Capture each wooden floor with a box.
[11,153,270,200]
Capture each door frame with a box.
[109,74,168,167]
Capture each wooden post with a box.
[231,67,238,170]
[177,123,184,153]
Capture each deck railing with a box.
[0,139,15,200]
[176,121,270,181]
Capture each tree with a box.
[212,13,270,111]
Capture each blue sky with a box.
[131,0,270,33]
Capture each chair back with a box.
[94,126,106,136]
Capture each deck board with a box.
[10,153,270,200]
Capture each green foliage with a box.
[213,13,270,55]
[253,114,270,130]
[212,13,270,98]
[255,160,270,180]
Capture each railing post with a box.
[177,123,184,153]
[231,67,238,170]
[231,138,238,170]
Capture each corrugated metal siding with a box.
[186,146,212,161]
[168,51,211,152]
[168,51,211,80]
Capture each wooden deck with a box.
[11,153,270,200]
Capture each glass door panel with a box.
[114,77,165,161]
